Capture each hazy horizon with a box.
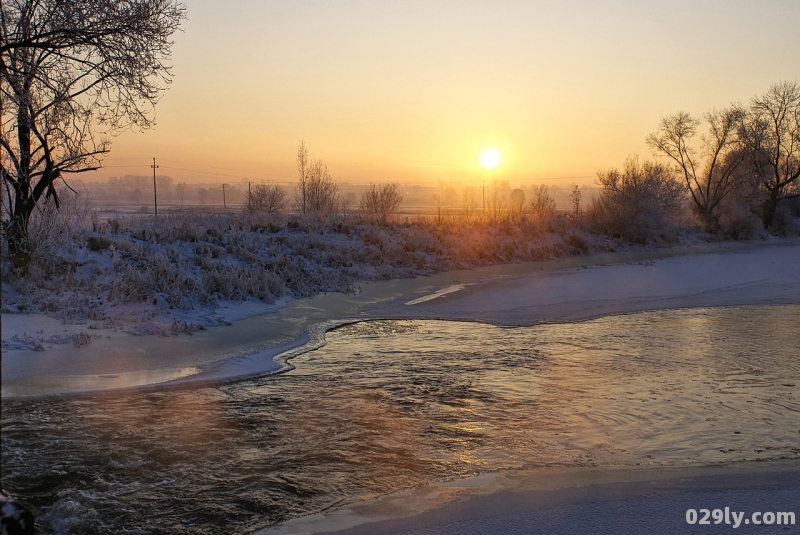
[94,0,798,186]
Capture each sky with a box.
[95,0,799,186]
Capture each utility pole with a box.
[248,181,252,210]
[151,157,159,216]
[222,183,227,208]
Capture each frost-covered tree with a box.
[1,0,186,270]
[305,160,340,217]
[294,142,341,218]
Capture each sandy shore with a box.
[2,238,799,397]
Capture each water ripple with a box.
[1,304,798,534]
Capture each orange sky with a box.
[93,0,799,186]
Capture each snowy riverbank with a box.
[259,462,800,535]
[2,238,798,397]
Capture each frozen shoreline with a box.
[2,238,799,397]
[256,462,800,535]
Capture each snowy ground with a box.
[257,462,800,535]
[2,238,798,397]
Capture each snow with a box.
[379,244,800,325]
[404,284,470,305]
[2,239,798,397]
[255,462,800,535]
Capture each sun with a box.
[479,147,501,170]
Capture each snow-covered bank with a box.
[2,239,798,397]
[1,213,608,332]
[369,240,800,325]
[257,462,800,535]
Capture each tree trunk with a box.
[5,208,33,272]
[698,206,721,233]
[761,188,780,230]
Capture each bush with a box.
[770,205,799,236]
[589,156,685,242]
[359,183,403,222]
[246,184,287,214]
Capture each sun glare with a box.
[479,148,501,170]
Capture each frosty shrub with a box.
[359,183,403,222]
[589,156,686,242]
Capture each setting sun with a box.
[479,148,502,170]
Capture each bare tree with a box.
[1,0,186,270]
[647,107,747,231]
[294,142,341,218]
[509,188,525,220]
[305,159,340,218]
[739,80,800,229]
[359,183,403,222]
[247,184,287,214]
[486,189,507,223]
[295,140,309,215]
[529,184,556,223]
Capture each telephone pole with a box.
[151,157,159,216]
[222,183,227,208]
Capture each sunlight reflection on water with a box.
[1,304,798,534]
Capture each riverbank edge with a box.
[256,460,800,535]
[2,237,799,398]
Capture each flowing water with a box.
[1,304,799,534]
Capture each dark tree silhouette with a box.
[1,0,186,270]
[739,81,800,229]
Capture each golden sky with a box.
[96,0,799,186]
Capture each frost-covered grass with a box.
[1,210,624,327]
